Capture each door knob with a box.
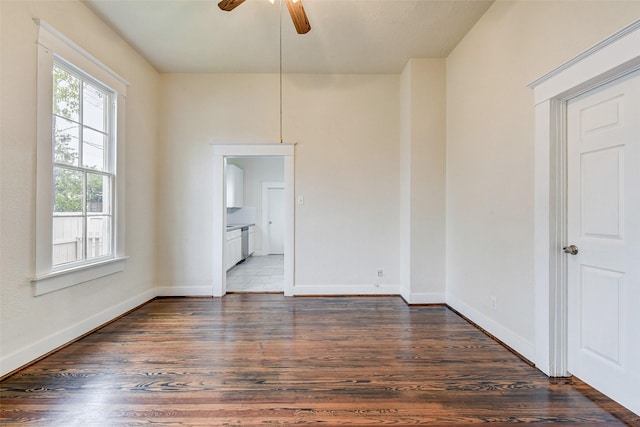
[563,245,579,255]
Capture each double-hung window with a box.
[33,20,128,296]
[52,61,114,267]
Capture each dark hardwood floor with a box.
[1,295,638,425]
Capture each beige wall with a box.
[0,0,159,375]
[158,73,401,293]
[446,0,640,359]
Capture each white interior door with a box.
[566,70,640,415]
[267,187,284,255]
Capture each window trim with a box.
[32,19,129,296]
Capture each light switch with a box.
[297,195,304,205]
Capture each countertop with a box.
[226,224,255,232]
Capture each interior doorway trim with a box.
[529,20,640,376]
[212,144,295,297]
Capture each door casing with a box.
[530,20,640,377]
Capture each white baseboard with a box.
[155,286,213,297]
[402,291,446,305]
[292,283,400,296]
[446,293,536,362]
[0,288,156,377]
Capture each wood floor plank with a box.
[1,295,638,425]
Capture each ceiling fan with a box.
[218,0,311,34]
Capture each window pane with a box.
[52,216,84,266]
[87,216,111,259]
[54,167,83,213]
[83,82,107,132]
[53,66,80,122]
[54,116,80,166]
[87,173,110,214]
[83,127,106,171]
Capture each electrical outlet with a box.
[377,269,383,278]
[490,297,497,311]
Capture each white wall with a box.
[228,157,284,254]
[400,59,447,304]
[158,73,400,295]
[445,0,640,361]
[0,1,160,375]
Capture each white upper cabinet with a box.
[226,164,244,208]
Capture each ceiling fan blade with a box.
[218,0,246,12]
[284,0,311,34]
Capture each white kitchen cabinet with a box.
[225,229,242,270]
[248,225,256,256]
[225,164,244,208]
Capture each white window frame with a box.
[32,19,128,296]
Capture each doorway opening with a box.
[225,157,285,293]
[212,144,295,297]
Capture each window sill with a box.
[32,256,128,296]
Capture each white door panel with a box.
[566,69,640,415]
[580,147,623,238]
[267,187,284,255]
[579,266,623,365]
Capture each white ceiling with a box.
[83,0,493,74]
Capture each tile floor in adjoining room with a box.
[226,255,284,292]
